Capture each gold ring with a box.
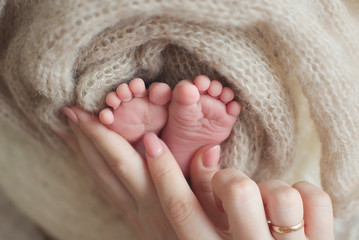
[268,219,305,234]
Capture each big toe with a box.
[149,82,172,106]
[172,80,200,105]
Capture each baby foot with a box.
[99,78,171,145]
[161,75,241,177]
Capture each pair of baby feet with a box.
[99,75,241,177]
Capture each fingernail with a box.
[143,132,163,157]
[202,145,220,168]
[61,106,78,124]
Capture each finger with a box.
[258,180,305,240]
[56,127,96,175]
[68,120,137,212]
[212,168,271,240]
[66,106,157,205]
[144,133,221,240]
[54,130,82,154]
[292,181,334,240]
[190,145,228,230]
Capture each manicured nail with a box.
[143,132,163,157]
[61,106,78,124]
[202,145,220,168]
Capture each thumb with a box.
[190,145,228,230]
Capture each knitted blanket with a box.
[1,0,359,239]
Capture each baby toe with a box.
[194,75,211,93]
[106,92,121,109]
[99,108,115,125]
[116,83,133,101]
[172,80,200,105]
[219,87,235,104]
[207,80,223,98]
[226,101,241,117]
[129,78,147,98]
[149,82,172,106]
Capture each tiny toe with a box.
[173,80,200,105]
[116,83,133,101]
[194,75,211,92]
[226,101,241,117]
[207,80,223,97]
[99,108,115,125]
[149,82,172,105]
[219,87,235,103]
[106,92,121,109]
[129,78,147,97]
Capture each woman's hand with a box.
[61,106,178,239]
[61,106,335,240]
[143,132,335,240]
[61,106,222,239]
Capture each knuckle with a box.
[107,158,129,177]
[166,196,196,225]
[224,177,258,202]
[153,165,176,182]
[271,186,302,207]
[194,179,213,194]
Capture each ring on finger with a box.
[268,219,305,234]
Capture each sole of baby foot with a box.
[161,75,241,177]
[99,78,172,144]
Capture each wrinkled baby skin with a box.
[99,75,241,177]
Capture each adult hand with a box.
[61,106,221,239]
[61,106,178,240]
[61,106,335,240]
[143,133,335,240]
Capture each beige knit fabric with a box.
[1,0,359,239]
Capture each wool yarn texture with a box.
[1,0,359,238]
